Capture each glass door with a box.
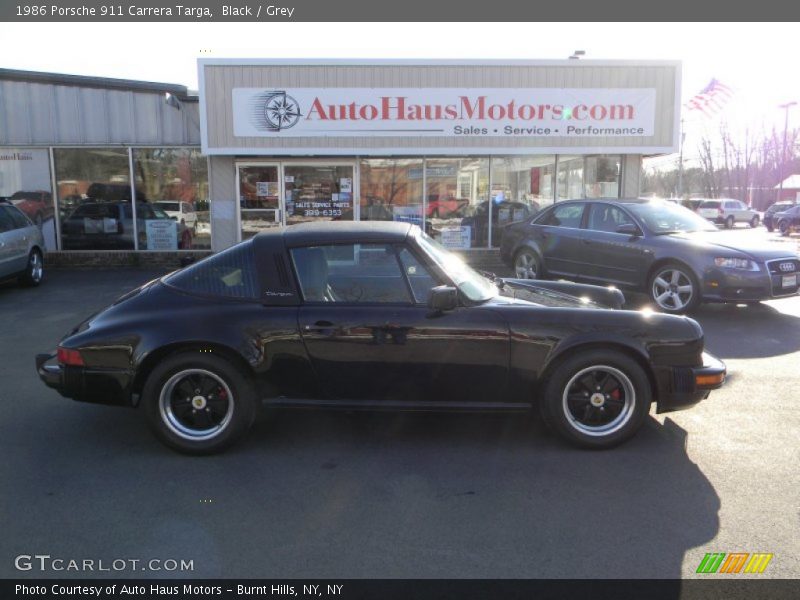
[237,163,281,241]
[283,163,355,226]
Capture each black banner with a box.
[2,0,800,21]
[4,579,800,600]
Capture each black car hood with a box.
[669,231,797,260]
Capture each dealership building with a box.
[0,59,680,266]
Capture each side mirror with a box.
[616,223,641,237]
[428,285,458,312]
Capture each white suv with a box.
[154,201,198,232]
[697,198,760,229]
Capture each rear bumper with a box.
[655,352,726,414]
[36,353,133,407]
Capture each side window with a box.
[538,203,585,228]
[291,243,411,304]
[7,206,31,230]
[586,205,635,233]
[165,241,259,299]
[397,246,438,304]
[0,207,16,232]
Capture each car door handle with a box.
[304,320,336,332]
[581,238,593,244]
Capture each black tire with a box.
[779,220,790,236]
[766,224,774,232]
[749,215,759,228]
[513,248,541,280]
[142,351,257,455]
[540,349,651,449]
[648,262,701,314]
[725,215,735,229]
[19,248,43,287]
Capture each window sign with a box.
[440,225,472,250]
[145,220,178,250]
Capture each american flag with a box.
[684,79,734,118]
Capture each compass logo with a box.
[252,91,302,131]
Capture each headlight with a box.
[714,257,759,271]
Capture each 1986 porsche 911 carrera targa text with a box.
[36,222,725,454]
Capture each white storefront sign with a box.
[232,87,657,138]
[145,220,178,250]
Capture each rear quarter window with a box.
[165,241,259,300]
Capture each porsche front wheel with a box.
[541,350,651,449]
[142,352,257,454]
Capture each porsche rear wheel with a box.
[142,352,257,454]
[541,350,651,449]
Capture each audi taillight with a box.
[57,347,84,366]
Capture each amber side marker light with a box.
[696,373,725,387]
[57,347,85,366]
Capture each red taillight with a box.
[57,347,84,366]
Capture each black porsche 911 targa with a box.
[37,222,725,454]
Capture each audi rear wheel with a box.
[514,249,541,280]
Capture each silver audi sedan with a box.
[0,200,45,286]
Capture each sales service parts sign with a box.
[232,88,657,138]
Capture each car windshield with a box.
[625,201,718,234]
[157,202,180,212]
[416,232,497,302]
[698,200,720,209]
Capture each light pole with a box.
[777,101,797,203]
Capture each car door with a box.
[0,206,29,274]
[292,242,509,404]
[533,202,587,278]
[576,203,651,287]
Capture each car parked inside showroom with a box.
[37,221,725,454]
[500,198,800,313]
[0,199,44,286]
[696,198,760,228]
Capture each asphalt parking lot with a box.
[1,227,798,580]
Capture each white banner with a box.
[232,87,656,138]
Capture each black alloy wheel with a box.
[142,351,257,454]
[540,349,651,449]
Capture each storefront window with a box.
[238,164,280,241]
[359,158,423,227]
[54,148,134,250]
[0,148,56,250]
[585,155,622,198]
[490,156,556,247]
[284,164,355,226]
[425,158,489,249]
[557,155,584,201]
[556,155,622,201]
[133,148,210,250]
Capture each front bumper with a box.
[655,352,726,413]
[701,263,800,302]
[36,353,133,406]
